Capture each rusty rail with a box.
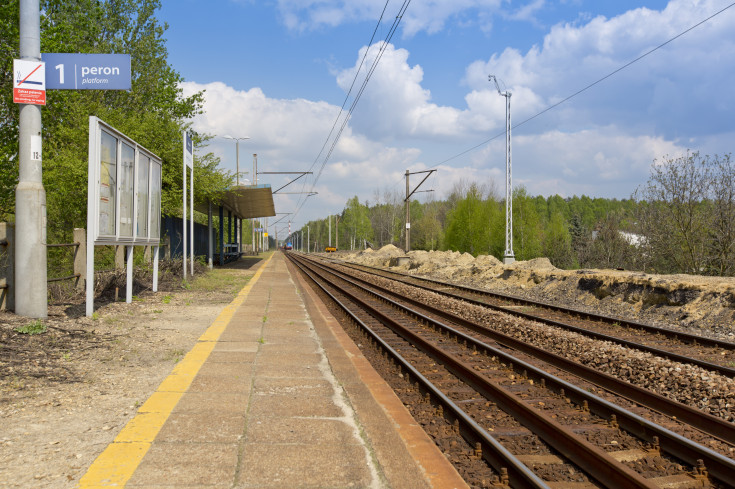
[295,253,735,488]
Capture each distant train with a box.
[284,242,293,250]
[325,246,337,253]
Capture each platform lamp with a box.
[223,135,250,186]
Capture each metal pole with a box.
[328,215,331,247]
[182,134,187,280]
[207,200,213,269]
[504,92,515,264]
[190,162,194,275]
[405,170,410,253]
[307,225,310,253]
[235,140,239,186]
[15,0,47,318]
[252,153,257,253]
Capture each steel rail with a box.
[320,256,735,445]
[295,254,735,488]
[292,255,662,489]
[287,254,549,489]
[340,260,735,351]
[336,260,735,377]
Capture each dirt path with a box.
[0,256,266,488]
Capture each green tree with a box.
[341,196,373,250]
[543,212,575,268]
[1,0,228,247]
[512,186,543,260]
[443,183,498,256]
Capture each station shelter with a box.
[197,184,275,265]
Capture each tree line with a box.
[298,152,735,277]
[1,0,233,274]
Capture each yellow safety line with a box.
[77,254,274,488]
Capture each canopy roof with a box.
[197,184,275,219]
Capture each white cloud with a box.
[336,42,505,141]
[463,0,735,139]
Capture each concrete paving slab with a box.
[195,361,253,377]
[218,329,262,343]
[155,412,245,443]
[212,341,260,353]
[248,392,344,419]
[252,378,334,397]
[126,443,239,486]
[172,392,249,413]
[245,416,362,445]
[235,444,372,488]
[206,351,256,364]
[255,352,323,367]
[187,374,251,393]
[250,363,324,379]
[258,342,320,354]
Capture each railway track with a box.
[286,252,735,489]
[332,260,735,378]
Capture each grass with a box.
[162,295,172,304]
[258,337,265,344]
[190,269,253,297]
[14,320,46,335]
[166,349,185,363]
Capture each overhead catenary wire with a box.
[293,0,412,221]
[292,0,394,217]
[432,1,735,169]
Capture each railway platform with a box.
[77,251,467,488]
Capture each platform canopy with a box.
[197,184,276,219]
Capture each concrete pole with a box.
[307,226,310,253]
[15,0,47,318]
[329,215,331,247]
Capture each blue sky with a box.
[156,0,735,234]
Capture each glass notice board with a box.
[90,117,163,245]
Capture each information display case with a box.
[87,117,162,245]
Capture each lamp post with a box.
[223,136,250,186]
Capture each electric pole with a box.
[404,169,436,252]
[16,0,47,318]
[489,75,515,264]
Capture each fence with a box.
[0,224,171,311]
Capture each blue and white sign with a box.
[41,53,131,90]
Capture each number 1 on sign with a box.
[55,64,64,84]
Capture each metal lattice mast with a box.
[490,75,515,264]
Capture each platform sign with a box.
[13,59,46,105]
[41,53,131,90]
